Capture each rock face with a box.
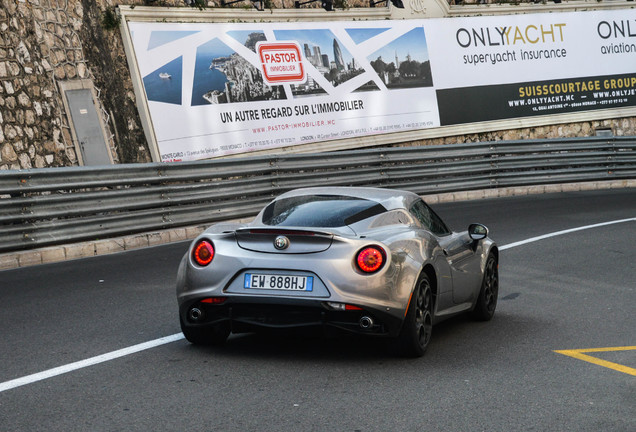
[0,0,153,170]
[0,0,634,170]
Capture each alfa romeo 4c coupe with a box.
[176,187,498,357]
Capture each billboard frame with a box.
[118,5,636,162]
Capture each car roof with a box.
[273,187,420,211]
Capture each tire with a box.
[180,318,231,346]
[395,273,433,358]
[472,253,498,321]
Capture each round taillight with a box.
[356,246,385,273]
[193,240,214,266]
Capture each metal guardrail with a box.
[1,137,635,253]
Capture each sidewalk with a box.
[1,180,634,271]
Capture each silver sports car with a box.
[176,187,498,357]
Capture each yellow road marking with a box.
[554,346,636,376]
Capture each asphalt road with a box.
[1,189,635,431]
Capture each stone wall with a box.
[421,117,636,147]
[0,0,154,170]
[1,0,75,169]
[1,0,634,171]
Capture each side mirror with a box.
[468,223,488,241]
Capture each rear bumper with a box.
[179,296,404,338]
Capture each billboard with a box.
[127,10,636,162]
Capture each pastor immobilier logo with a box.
[256,41,307,85]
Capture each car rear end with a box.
[177,191,414,340]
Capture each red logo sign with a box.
[257,41,306,85]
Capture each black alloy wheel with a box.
[472,253,498,321]
[396,273,433,357]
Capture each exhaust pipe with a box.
[188,307,204,322]
[359,316,374,329]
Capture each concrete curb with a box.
[1,180,635,271]
[0,224,207,271]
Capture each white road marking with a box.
[1,217,634,393]
[499,217,636,251]
[0,334,184,393]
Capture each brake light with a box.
[356,246,385,273]
[325,302,364,311]
[248,229,316,236]
[193,240,214,266]
[200,297,226,304]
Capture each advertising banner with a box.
[426,11,636,125]
[127,9,635,162]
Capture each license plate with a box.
[244,273,313,291]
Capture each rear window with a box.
[262,195,387,227]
